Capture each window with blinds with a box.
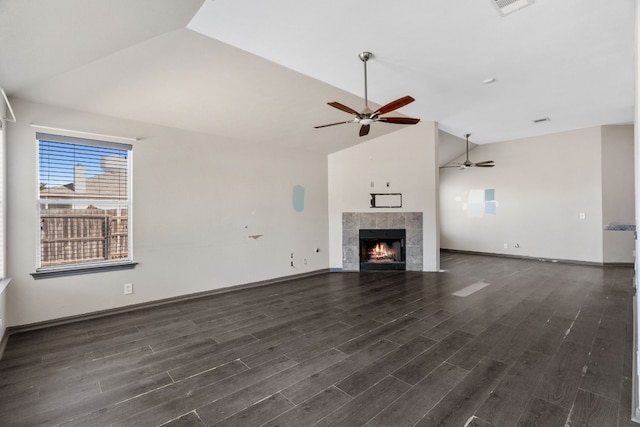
[37,133,132,269]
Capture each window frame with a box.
[34,132,134,277]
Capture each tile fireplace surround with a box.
[342,212,423,271]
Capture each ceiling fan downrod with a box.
[359,52,372,110]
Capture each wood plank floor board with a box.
[474,349,553,427]
[516,397,569,427]
[162,411,206,427]
[293,310,366,333]
[447,323,515,371]
[314,376,409,427]
[73,355,298,427]
[239,323,346,368]
[495,298,540,329]
[148,315,269,353]
[0,345,155,392]
[409,302,453,320]
[260,386,351,427]
[209,392,295,427]
[422,307,485,341]
[564,309,601,345]
[466,417,497,427]
[211,309,321,342]
[13,371,175,426]
[0,253,636,427]
[484,315,547,366]
[414,357,509,426]
[580,335,625,401]
[386,309,455,345]
[100,335,255,391]
[335,335,437,397]
[566,388,618,427]
[167,329,302,381]
[527,315,574,356]
[598,311,629,350]
[534,340,593,409]
[368,362,468,427]
[335,315,419,355]
[618,377,638,427]
[372,297,434,324]
[392,330,474,385]
[0,384,40,415]
[459,305,511,336]
[283,319,384,363]
[280,339,398,404]
[194,349,348,425]
[87,325,205,359]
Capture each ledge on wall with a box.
[31,262,138,279]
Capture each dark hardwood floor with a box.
[0,252,638,426]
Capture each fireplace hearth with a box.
[359,229,406,271]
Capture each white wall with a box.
[602,125,635,263]
[328,122,440,271]
[0,98,7,343]
[6,99,329,326]
[440,127,606,263]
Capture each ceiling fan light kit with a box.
[441,134,496,170]
[314,51,420,137]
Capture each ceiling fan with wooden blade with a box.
[441,133,495,169]
[315,52,420,137]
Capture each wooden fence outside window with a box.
[40,208,128,266]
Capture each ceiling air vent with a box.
[491,0,535,17]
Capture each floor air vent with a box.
[491,0,535,16]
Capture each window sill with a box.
[31,262,137,280]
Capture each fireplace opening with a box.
[359,229,406,271]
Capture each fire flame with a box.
[368,243,395,260]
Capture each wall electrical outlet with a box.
[503,243,508,249]
[579,212,586,220]
[124,283,133,295]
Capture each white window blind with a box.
[37,133,132,269]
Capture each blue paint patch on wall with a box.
[292,185,305,212]
[485,189,496,215]
[485,189,495,201]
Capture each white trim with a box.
[0,277,10,294]
[30,124,139,143]
[0,89,16,123]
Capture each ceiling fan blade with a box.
[474,160,495,165]
[474,163,495,167]
[440,165,462,168]
[374,96,415,115]
[328,102,361,116]
[314,120,353,129]
[359,124,370,137]
[377,117,421,125]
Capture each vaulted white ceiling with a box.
[0,0,635,154]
